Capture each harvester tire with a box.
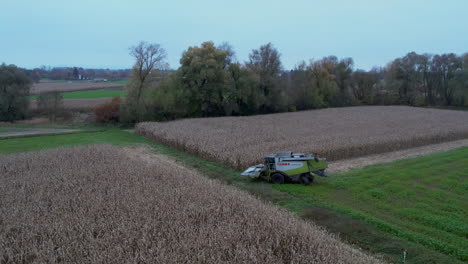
[301,175,311,185]
[271,173,285,184]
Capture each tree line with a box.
[24,67,131,82]
[121,41,468,123]
[1,42,467,122]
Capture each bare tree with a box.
[37,91,64,122]
[432,53,463,105]
[130,41,167,102]
[121,41,168,123]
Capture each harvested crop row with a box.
[0,145,381,263]
[136,106,468,169]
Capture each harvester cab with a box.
[241,152,327,185]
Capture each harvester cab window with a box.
[293,153,305,158]
[265,158,275,170]
[313,154,319,162]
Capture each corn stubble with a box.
[0,145,380,263]
[137,106,468,169]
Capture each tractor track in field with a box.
[329,138,468,173]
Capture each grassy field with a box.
[0,128,466,263]
[110,80,127,84]
[31,82,124,95]
[29,89,124,100]
[274,148,468,262]
[0,129,139,154]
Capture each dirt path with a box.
[0,128,81,139]
[329,139,468,173]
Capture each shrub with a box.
[93,96,121,123]
[0,63,32,121]
[37,91,64,121]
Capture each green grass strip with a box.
[29,89,125,100]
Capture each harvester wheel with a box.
[271,173,285,184]
[301,175,311,185]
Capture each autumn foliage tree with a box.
[177,41,232,117]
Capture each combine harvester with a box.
[241,152,328,185]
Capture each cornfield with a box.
[136,106,468,169]
[0,145,381,263]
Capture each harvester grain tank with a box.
[241,152,328,185]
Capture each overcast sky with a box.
[1,0,467,70]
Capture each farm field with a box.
[29,97,113,111]
[28,89,124,100]
[31,81,124,95]
[29,84,125,110]
[0,129,142,154]
[136,106,468,169]
[110,80,127,84]
[0,127,466,263]
[0,145,380,263]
